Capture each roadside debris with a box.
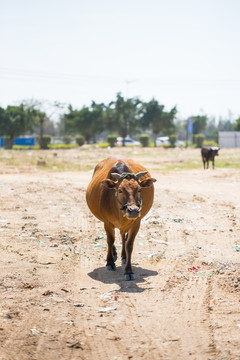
[188,266,200,272]
[142,213,184,224]
[148,252,157,258]
[30,328,42,335]
[94,236,104,242]
[73,303,85,307]
[98,307,117,313]
[67,341,83,349]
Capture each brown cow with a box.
[86,157,156,280]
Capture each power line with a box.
[0,67,122,82]
[0,67,240,89]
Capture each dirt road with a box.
[0,148,240,359]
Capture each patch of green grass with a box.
[125,151,156,157]
[48,144,78,149]
[97,143,110,148]
[12,145,40,150]
[0,147,239,173]
[216,160,240,168]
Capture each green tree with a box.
[0,104,33,148]
[62,102,104,143]
[233,117,240,131]
[0,107,5,126]
[23,105,49,149]
[104,93,142,146]
[192,115,208,134]
[141,99,177,146]
[218,117,233,131]
[22,99,63,140]
[205,117,218,142]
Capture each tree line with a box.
[0,93,239,148]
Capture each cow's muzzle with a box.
[124,204,141,219]
[115,192,142,219]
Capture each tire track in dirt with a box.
[168,275,218,359]
[204,277,218,358]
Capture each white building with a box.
[219,131,240,148]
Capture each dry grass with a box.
[0,146,239,174]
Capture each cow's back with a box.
[86,157,155,227]
[201,147,209,157]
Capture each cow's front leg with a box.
[104,222,117,271]
[124,220,140,281]
[121,232,127,264]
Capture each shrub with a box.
[76,135,85,146]
[169,134,177,148]
[107,135,118,147]
[193,134,205,148]
[203,140,218,147]
[139,134,150,147]
[63,135,72,145]
[37,135,52,149]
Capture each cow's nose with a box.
[127,206,140,217]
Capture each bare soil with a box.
[0,147,240,360]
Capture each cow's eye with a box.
[118,189,123,193]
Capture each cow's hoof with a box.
[106,264,116,271]
[125,273,135,281]
[122,258,126,265]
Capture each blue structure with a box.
[187,117,193,134]
[14,137,36,146]
[0,137,36,147]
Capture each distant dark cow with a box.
[86,157,156,280]
[201,147,220,169]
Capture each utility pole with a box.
[125,79,136,99]
[186,117,193,147]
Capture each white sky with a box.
[1,0,240,121]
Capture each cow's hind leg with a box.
[104,222,117,271]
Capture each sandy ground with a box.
[0,148,240,360]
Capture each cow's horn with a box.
[135,171,148,179]
[111,173,121,181]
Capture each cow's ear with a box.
[101,179,117,189]
[140,177,157,188]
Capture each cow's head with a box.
[211,147,220,156]
[101,172,156,219]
